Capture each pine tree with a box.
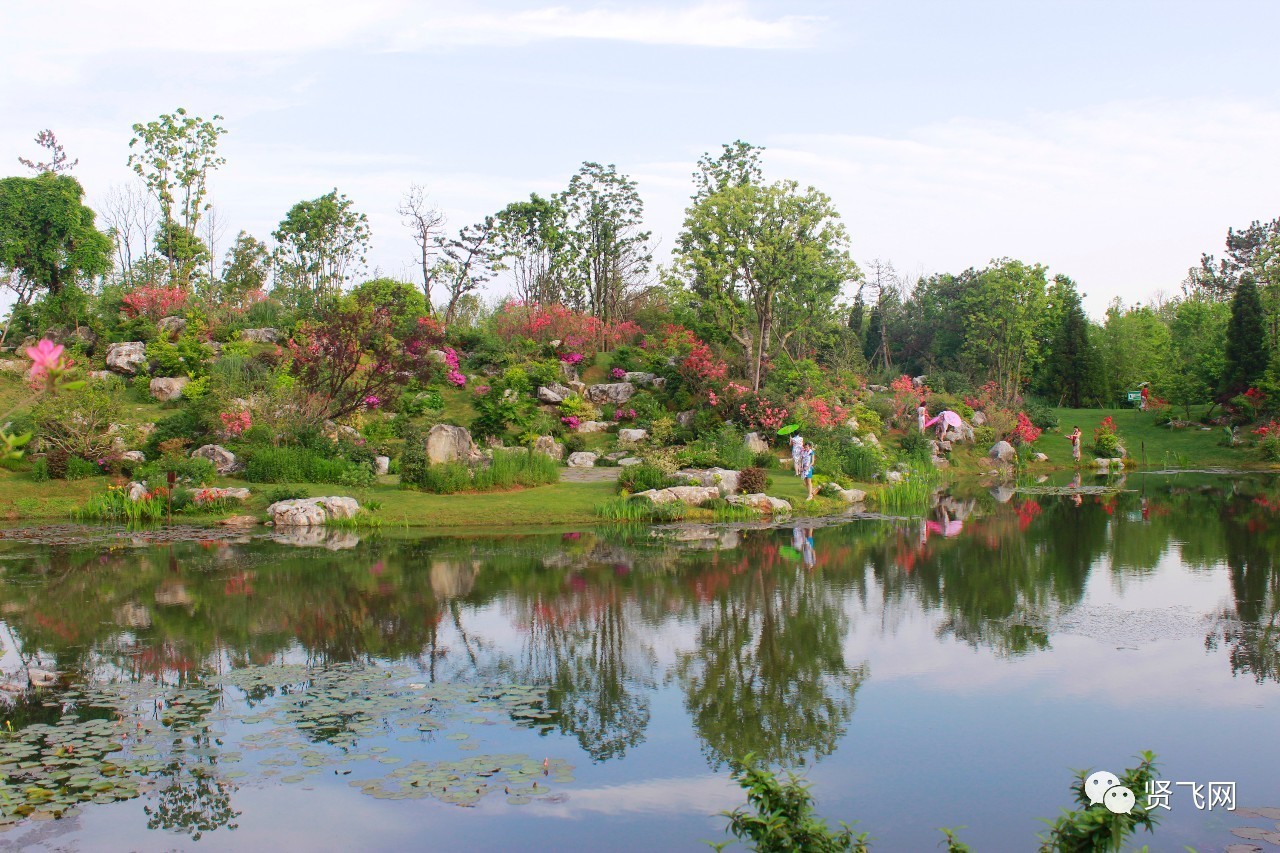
[862,304,884,367]
[1039,284,1103,407]
[1221,275,1269,395]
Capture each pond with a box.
[0,473,1277,851]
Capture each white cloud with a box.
[394,1,819,49]
[765,100,1280,315]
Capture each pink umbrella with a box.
[923,410,963,430]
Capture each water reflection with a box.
[0,475,1277,798]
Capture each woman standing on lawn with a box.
[1068,426,1082,464]
[790,432,805,474]
[801,442,816,501]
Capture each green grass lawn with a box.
[1031,407,1257,469]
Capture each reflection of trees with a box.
[514,591,656,762]
[144,755,240,840]
[1207,490,1280,682]
[675,550,868,770]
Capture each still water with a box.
[0,474,1276,851]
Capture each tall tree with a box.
[18,130,78,174]
[1036,278,1103,407]
[272,189,370,309]
[1166,296,1229,417]
[432,217,502,324]
[397,184,445,307]
[493,194,568,306]
[1221,275,1269,396]
[676,179,858,391]
[101,182,159,289]
[220,231,271,305]
[691,140,765,202]
[1187,217,1280,301]
[1099,299,1171,400]
[960,259,1048,400]
[0,174,112,299]
[561,162,651,324]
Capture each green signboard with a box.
[1126,391,1142,402]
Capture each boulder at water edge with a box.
[988,441,1016,463]
[106,341,148,375]
[192,444,242,475]
[425,424,475,464]
[633,485,720,505]
[267,496,360,527]
[675,468,741,496]
[727,493,792,513]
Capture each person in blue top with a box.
[801,442,816,501]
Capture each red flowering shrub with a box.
[493,302,642,358]
[121,285,189,321]
[889,375,929,427]
[288,294,445,420]
[1010,411,1042,445]
[646,325,728,387]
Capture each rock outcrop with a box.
[192,444,242,475]
[567,451,598,468]
[149,376,189,401]
[266,496,360,526]
[425,424,475,464]
[585,382,635,404]
[106,341,148,375]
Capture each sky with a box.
[4,0,1280,318]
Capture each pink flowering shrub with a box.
[610,367,627,380]
[120,285,189,321]
[797,395,851,430]
[612,408,637,422]
[560,352,584,366]
[561,415,581,429]
[493,302,642,358]
[646,324,728,387]
[443,347,466,387]
[708,381,789,432]
[219,410,252,436]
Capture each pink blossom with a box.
[364,395,382,409]
[610,367,626,380]
[25,339,64,381]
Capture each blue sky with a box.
[4,0,1280,316]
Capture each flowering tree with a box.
[1009,411,1042,445]
[493,301,642,358]
[1,339,85,461]
[288,293,444,420]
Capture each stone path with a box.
[560,467,622,483]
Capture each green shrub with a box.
[1037,752,1160,852]
[752,451,776,469]
[29,457,50,482]
[838,441,882,480]
[64,456,99,480]
[136,456,217,487]
[862,396,894,428]
[474,449,559,490]
[417,461,472,494]
[1093,432,1121,457]
[147,410,208,457]
[145,334,212,378]
[562,434,586,455]
[1262,436,1280,462]
[717,755,870,853]
[973,426,996,447]
[898,430,933,462]
[240,445,373,486]
[738,466,767,494]
[398,426,429,488]
[618,462,672,494]
[1023,400,1059,430]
